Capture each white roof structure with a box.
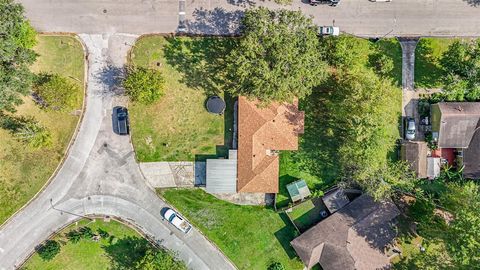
[427,157,441,180]
[206,150,237,193]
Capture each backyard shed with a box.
[205,150,237,193]
[287,180,311,202]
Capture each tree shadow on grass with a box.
[274,212,300,259]
[281,89,340,189]
[102,236,151,270]
[163,36,236,96]
[415,39,445,88]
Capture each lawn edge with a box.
[0,33,88,229]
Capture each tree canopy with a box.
[0,0,37,112]
[225,7,327,104]
[431,39,480,102]
[123,66,165,104]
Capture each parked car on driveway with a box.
[163,208,192,234]
[405,117,416,140]
[318,26,340,36]
[113,106,129,135]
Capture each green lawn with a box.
[22,218,182,270]
[159,188,304,270]
[415,38,457,89]
[0,35,84,224]
[286,199,326,233]
[129,36,234,161]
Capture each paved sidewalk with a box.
[139,162,195,188]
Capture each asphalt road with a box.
[0,34,235,270]
[19,0,480,37]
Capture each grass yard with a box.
[0,35,84,224]
[159,188,304,270]
[22,218,179,270]
[415,38,458,89]
[286,198,326,233]
[129,36,234,161]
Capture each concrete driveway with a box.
[0,34,235,270]
[19,0,480,37]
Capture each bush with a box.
[66,230,82,243]
[33,73,81,111]
[267,261,285,270]
[97,228,110,238]
[123,66,165,104]
[78,226,94,239]
[37,240,61,261]
[370,53,394,76]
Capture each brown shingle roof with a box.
[401,141,428,178]
[237,96,304,193]
[291,194,400,270]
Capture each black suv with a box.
[113,106,129,135]
[310,0,339,6]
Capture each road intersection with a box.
[2,0,480,269]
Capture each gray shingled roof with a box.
[290,194,400,270]
[431,102,480,148]
[464,121,480,179]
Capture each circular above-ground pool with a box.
[206,96,226,115]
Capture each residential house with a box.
[290,194,400,270]
[205,96,305,194]
[430,102,480,179]
[237,96,304,193]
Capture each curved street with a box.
[0,33,235,270]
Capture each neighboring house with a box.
[237,96,304,193]
[430,102,480,179]
[401,141,442,179]
[290,194,400,270]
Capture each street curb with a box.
[0,33,89,230]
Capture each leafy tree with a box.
[123,66,165,104]
[36,240,61,261]
[225,7,327,104]
[135,249,187,270]
[33,73,81,111]
[0,0,37,112]
[432,40,480,102]
[370,53,394,77]
[448,208,480,266]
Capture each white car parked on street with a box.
[163,208,192,234]
[318,26,340,36]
